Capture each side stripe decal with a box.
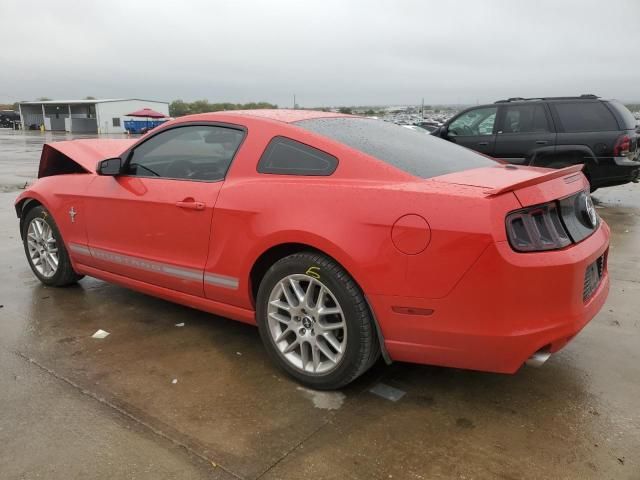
[68,242,238,290]
[204,273,240,289]
[68,243,91,256]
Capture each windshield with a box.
[295,117,496,179]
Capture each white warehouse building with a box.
[18,98,170,134]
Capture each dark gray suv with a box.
[435,95,640,191]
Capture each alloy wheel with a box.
[267,274,347,374]
[26,217,59,278]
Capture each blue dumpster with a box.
[123,119,167,134]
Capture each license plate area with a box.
[583,254,605,302]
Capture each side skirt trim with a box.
[75,262,256,325]
[68,242,239,290]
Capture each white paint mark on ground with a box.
[175,322,185,327]
[296,387,345,410]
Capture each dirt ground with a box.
[0,129,638,480]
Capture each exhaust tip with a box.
[526,349,551,368]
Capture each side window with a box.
[501,104,550,133]
[126,125,244,181]
[553,102,618,132]
[478,113,497,135]
[257,136,338,176]
[448,107,497,136]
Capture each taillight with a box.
[506,202,571,252]
[613,134,631,156]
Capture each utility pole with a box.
[421,98,424,119]
[293,94,296,109]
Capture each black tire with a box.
[256,251,380,390]
[545,161,572,169]
[583,171,599,193]
[22,205,83,287]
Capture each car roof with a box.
[463,97,611,111]
[493,95,606,105]
[186,109,353,124]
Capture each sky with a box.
[1,0,639,107]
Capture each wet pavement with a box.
[0,129,638,479]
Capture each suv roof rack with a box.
[495,94,599,103]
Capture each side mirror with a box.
[97,157,122,176]
[439,126,450,138]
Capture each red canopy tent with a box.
[126,108,167,118]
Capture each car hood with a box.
[39,139,136,176]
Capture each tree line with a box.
[169,100,277,117]
[3,99,639,117]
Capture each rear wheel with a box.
[256,252,379,389]
[22,205,83,286]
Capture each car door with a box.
[83,124,245,297]
[493,103,556,165]
[444,106,497,155]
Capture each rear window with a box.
[294,117,496,179]
[606,100,638,130]
[553,102,618,132]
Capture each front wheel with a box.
[256,252,379,390]
[22,205,83,286]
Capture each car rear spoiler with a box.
[485,164,584,196]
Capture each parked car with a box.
[402,125,430,133]
[415,121,442,133]
[15,110,609,389]
[0,110,20,128]
[433,95,640,191]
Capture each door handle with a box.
[477,141,489,146]
[175,200,205,210]
[535,140,549,145]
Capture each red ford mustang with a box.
[15,110,610,389]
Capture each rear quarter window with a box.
[606,100,638,130]
[553,102,619,132]
[257,136,338,176]
[295,117,496,179]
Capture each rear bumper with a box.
[613,155,640,167]
[591,157,640,187]
[371,222,610,373]
[610,156,640,182]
